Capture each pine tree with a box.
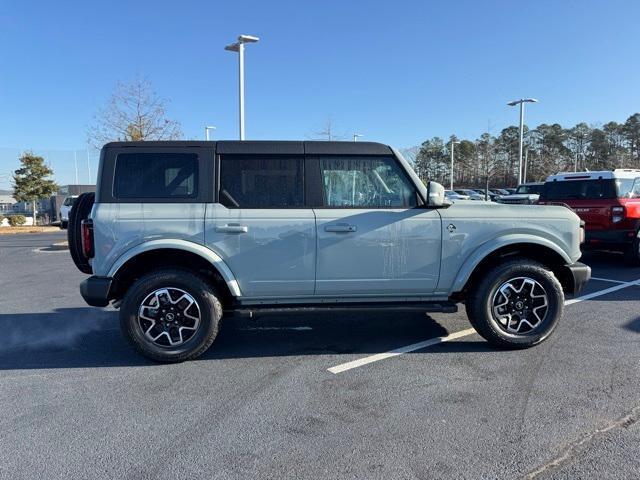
[12,152,58,226]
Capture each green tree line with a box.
[412,113,640,188]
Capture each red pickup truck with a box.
[539,169,640,264]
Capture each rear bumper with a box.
[584,228,639,251]
[80,276,112,307]
[562,262,591,296]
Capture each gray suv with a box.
[70,141,590,362]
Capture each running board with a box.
[227,302,458,319]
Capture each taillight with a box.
[611,206,625,223]
[81,219,94,258]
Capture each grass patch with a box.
[0,226,61,235]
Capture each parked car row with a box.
[444,187,527,202]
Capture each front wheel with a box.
[466,258,564,348]
[120,269,222,362]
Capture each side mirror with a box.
[426,181,447,207]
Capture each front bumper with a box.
[562,262,591,296]
[80,276,113,307]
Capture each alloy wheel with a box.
[491,277,549,334]
[138,287,201,347]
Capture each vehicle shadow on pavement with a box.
[0,308,151,370]
[624,317,640,333]
[0,309,489,369]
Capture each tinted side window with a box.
[114,153,198,198]
[219,155,304,208]
[319,156,416,208]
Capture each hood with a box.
[442,200,578,222]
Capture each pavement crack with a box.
[523,404,640,479]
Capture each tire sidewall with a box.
[480,264,563,346]
[624,235,640,266]
[120,271,220,361]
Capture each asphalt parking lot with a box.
[1,232,639,479]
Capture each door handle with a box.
[324,224,357,233]
[216,224,248,234]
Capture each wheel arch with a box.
[107,240,241,303]
[451,237,573,298]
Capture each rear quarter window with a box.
[114,153,198,198]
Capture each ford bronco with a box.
[69,141,590,362]
[540,169,640,264]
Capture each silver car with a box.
[69,141,590,362]
[497,183,544,205]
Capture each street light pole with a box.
[508,98,538,185]
[450,140,460,191]
[353,133,363,142]
[205,126,217,141]
[225,35,259,141]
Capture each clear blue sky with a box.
[0,0,639,186]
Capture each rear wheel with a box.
[466,258,564,348]
[623,234,640,266]
[67,192,94,274]
[119,269,222,363]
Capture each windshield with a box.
[515,184,542,195]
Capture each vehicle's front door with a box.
[313,155,442,296]
[205,153,316,298]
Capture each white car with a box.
[59,196,78,229]
[444,190,470,201]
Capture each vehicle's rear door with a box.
[204,142,316,297]
[310,154,441,296]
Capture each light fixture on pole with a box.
[507,98,538,185]
[353,133,363,142]
[205,126,217,141]
[449,139,460,191]
[225,34,260,141]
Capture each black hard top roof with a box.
[103,140,393,156]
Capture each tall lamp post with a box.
[449,139,460,191]
[205,126,216,141]
[353,133,363,142]
[225,35,260,140]
[507,98,538,185]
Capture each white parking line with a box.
[327,328,476,374]
[328,277,640,374]
[239,326,313,331]
[590,276,628,284]
[564,278,640,305]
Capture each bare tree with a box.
[309,116,346,141]
[88,78,183,148]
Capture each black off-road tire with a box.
[120,269,222,363]
[465,258,564,349]
[623,235,640,266]
[67,192,94,274]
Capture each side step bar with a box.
[227,302,458,319]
